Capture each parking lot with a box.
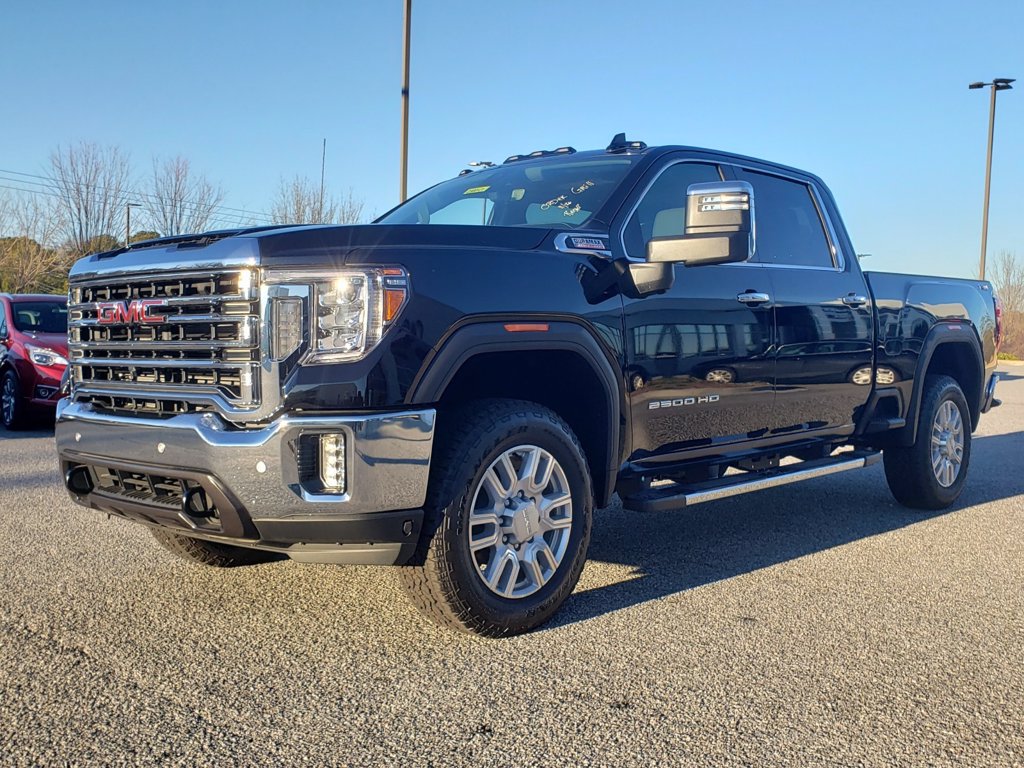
[0,368,1021,766]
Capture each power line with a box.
[0,181,263,233]
[0,168,276,223]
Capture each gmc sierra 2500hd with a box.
[56,135,1002,637]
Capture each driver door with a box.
[617,159,777,462]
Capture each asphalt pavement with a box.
[1,368,1022,766]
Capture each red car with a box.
[0,294,68,429]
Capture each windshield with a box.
[378,155,638,229]
[10,301,67,334]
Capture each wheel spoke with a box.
[540,491,572,515]
[534,453,556,493]
[522,539,558,588]
[517,447,541,493]
[481,466,513,503]
[484,546,520,597]
[540,512,572,533]
[468,512,502,552]
[521,547,545,588]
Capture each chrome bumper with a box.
[55,400,435,563]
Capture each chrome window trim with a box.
[617,158,725,262]
[729,164,845,272]
[618,158,848,273]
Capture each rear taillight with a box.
[994,294,1003,351]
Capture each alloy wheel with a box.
[467,444,573,599]
[930,399,964,488]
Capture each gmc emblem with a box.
[95,299,168,325]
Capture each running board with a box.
[623,451,882,512]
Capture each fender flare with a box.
[408,319,625,506]
[901,323,984,445]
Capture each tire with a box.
[1,370,28,430]
[400,399,593,637]
[883,375,971,510]
[151,529,280,567]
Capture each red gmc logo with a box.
[95,299,168,325]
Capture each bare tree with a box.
[145,155,225,236]
[48,142,133,255]
[0,191,71,294]
[990,250,1023,356]
[270,175,364,225]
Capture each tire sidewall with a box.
[439,414,593,632]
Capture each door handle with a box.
[842,294,868,307]
[736,292,771,304]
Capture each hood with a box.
[67,224,554,282]
[255,224,552,264]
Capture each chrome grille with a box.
[68,269,260,417]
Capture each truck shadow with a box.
[0,426,55,441]
[552,431,1024,629]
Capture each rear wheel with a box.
[883,375,971,510]
[400,399,593,637]
[1,370,28,430]
[151,529,280,567]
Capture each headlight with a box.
[27,345,69,367]
[267,268,409,364]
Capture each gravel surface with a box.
[2,369,1022,766]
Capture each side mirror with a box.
[646,180,754,266]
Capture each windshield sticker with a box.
[540,194,568,211]
[463,185,490,195]
[511,188,525,201]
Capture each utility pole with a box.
[399,0,412,201]
[319,138,327,222]
[125,203,141,247]
[969,77,1015,280]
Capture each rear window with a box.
[10,301,67,334]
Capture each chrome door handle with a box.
[842,294,868,307]
[736,292,771,304]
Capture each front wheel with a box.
[883,375,972,510]
[400,399,593,637]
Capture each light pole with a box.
[969,77,1014,280]
[399,0,412,202]
[125,203,142,247]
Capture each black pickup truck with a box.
[56,135,1002,636]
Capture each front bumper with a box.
[55,400,435,565]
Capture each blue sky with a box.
[1,0,1020,278]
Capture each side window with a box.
[733,169,834,268]
[624,162,722,257]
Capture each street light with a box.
[125,203,142,247]
[399,0,412,202]
[968,77,1015,280]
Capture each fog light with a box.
[319,433,346,493]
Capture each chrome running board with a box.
[624,451,881,513]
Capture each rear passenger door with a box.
[730,167,873,436]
